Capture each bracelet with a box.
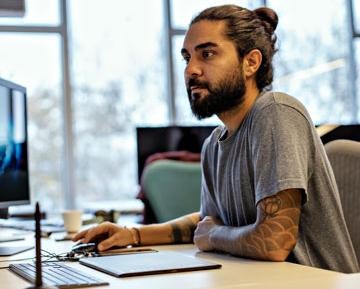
[126,227,141,246]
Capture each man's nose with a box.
[184,58,203,78]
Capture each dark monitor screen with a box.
[136,125,217,182]
[319,124,360,144]
[0,78,30,209]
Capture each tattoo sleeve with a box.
[209,189,302,261]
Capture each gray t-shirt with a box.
[200,91,359,273]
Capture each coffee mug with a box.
[62,210,82,233]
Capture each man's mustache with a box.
[187,78,209,89]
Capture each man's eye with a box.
[183,55,190,64]
[202,50,214,59]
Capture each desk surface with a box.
[1,236,359,289]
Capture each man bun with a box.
[254,7,278,34]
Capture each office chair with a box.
[325,139,360,261]
[141,159,201,223]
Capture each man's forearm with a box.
[207,190,301,261]
[138,212,200,245]
[209,220,297,261]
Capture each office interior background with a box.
[0,0,359,212]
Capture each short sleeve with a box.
[200,175,219,218]
[199,133,220,219]
[250,103,314,204]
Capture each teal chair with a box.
[141,159,201,223]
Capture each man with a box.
[73,5,359,273]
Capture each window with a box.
[0,0,59,26]
[352,0,360,120]
[268,0,356,124]
[0,1,62,212]
[69,0,167,204]
[353,0,360,35]
[0,34,63,211]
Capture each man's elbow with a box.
[266,241,297,262]
[267,249,291,262]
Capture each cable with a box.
[3,248,89,270]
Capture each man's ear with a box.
[243,49,262,78]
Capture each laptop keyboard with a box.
[9,262,109,288]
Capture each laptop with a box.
[79,250,222,277]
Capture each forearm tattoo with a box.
[242,189,302,260]
[170,216,197,243]
[170,223,183,243]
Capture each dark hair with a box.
[190,5,278,91]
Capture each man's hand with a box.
[194,216,223,251]
[72,222,134,251]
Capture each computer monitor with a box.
[136,125,217,182]
[0,78,30,219]
[319,124,360,144]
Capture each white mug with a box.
[62,210,82,233]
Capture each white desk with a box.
[1,236,359,289]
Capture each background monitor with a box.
[136,125,217,183]
[319,124,360,144]
[0,78,30,218]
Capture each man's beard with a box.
[186,66,246,120]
